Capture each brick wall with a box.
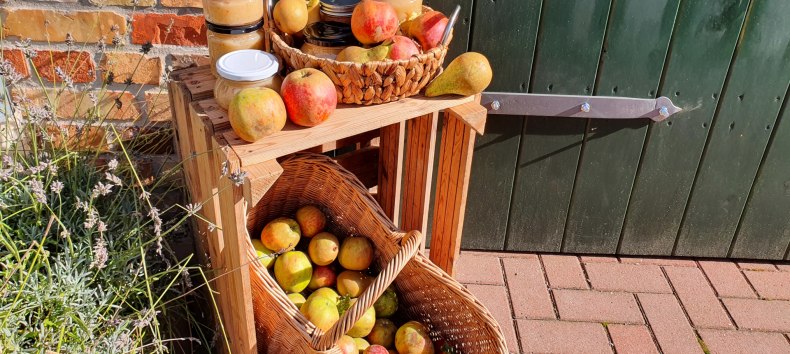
[0,0,211,152]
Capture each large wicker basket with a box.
[243,153,507,353]
[269,7,450,106]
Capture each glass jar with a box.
[207,21,265,75]
[202,0,263,27]
[214,50,283,110]
[382,0,422,22]
[300,22,358,59]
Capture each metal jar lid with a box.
[206,19,264,35]
[303,22,358,47]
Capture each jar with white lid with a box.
[214,50,283,110]
[203,0,263,27]
[207,20,265,75]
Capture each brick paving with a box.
[454,251,790,354]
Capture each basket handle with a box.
[312,230,425,350]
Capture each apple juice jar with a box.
[382,0,422,22]
[214,50,283,110]
[203,0,263,26]
[207,20,266,75]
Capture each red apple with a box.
[403,10,448,50]
[389,35,420,60]
[363,345,389,354]
[351,0,399,45]
[281,68,337,127]
[307,265,336,290]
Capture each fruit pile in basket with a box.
[253,205,437,354]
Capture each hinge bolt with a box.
[659,106,669,117]
[491,100,501,111]
[581,102,591,113]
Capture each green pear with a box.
[425,52,493,97]
[336,44,392,64]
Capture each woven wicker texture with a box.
[269,7,449,106]
[244,153,507,353]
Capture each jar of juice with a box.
[207,20,265,75]
[203,0,263,27]
[214,50,283,110]
[382,0,422,22]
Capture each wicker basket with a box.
[243,153,507,353]
[269,7,450,106]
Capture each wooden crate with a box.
[168,65,487,353]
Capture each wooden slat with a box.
[506,0,611,252]
[674,1,790,257]
[430,110,476,275]
[401,113,439,243]
[219,95,474,167]
[562,0,680,254]
[448,101,487,134]
[335,146,380,189]
[243,160,284,209]
[377,123,405,224]
[732,87,790,260]
[181,66,216,99]
[620,0,749,255]
[460,0,541,251]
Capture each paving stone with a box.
[456,252,505,285]
[699,329,790,354]
[743,270,790,300]
[608,324,659,354]
[737,261,778,271]
[465,284,519,353]
[541,255,588,289]
[501,257,555,319]
[638,293,704,354]
[554,290,643,324]
[699,260,757,298]
[619,257,697,267]
[723,298,790,332]
[517,320,612,354]
[586,263,672,293]
[774,263,790,271]
[581,255,619,263]
[664,266,734,329]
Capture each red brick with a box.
[776,263,790,272]
[131,14,207,46]
[32,51,95,83]
[738,261,778,271]
[101,53,162,85]
[2,49,29,78]
[517,320,612,354]
[608,324,659,354]
[722,298,790,332]
[638,293,704,354]
[46,124,109,151]
[699,329,790,354]
[456,252,504,285]
[699,260,757,298]
[581,255,619,263]
[620,256,697,267]
[664,266,734,329]
[465,284,518,353]
[1,9,126,44]
[554,290,643,324]
[586,263,671,293]
[743,270,790,300]
[501,258,555,319]
[143,89,172,122]
[161,0,203,7]
[541,255,588,289]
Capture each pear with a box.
[336,44,391,64]
[425,52,492,97]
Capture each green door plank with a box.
[506,0,611,252]
[461,0,542,250]
[731,88,790,260]
[675,0,790,257]
[424,0,474,61]
[619,0,749,255]
[562,0,680,254]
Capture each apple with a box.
[260,217,301,252]
[389,35,420,60]
[307,265,337,290]
[363,345,389,354]
[295,205,326,237]
[403,10,448,50]
[351,0,399,45]
[281,68,337,127]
